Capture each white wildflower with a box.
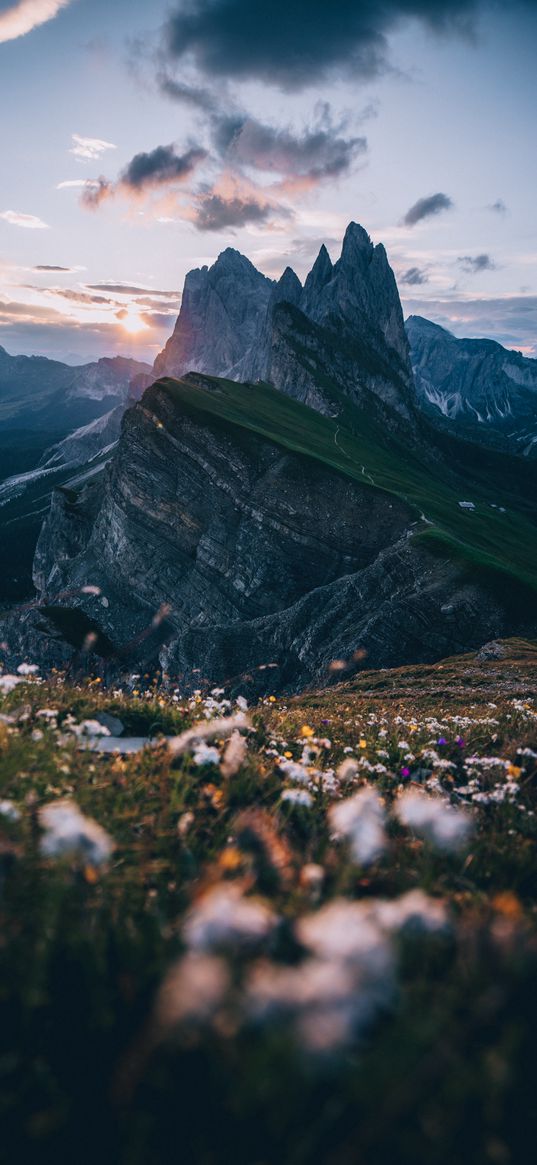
[336,757,359,784]
[395,789,472,851]
[16,663,39,676]
[167,713,250,758]
[296,901,393,977]
[329,786,387,866]
[369,889,448,935]
[183,884,277,952]
[192,743,220,766]
[0,675,24,695]
[39,800,114,866]
[70,719,111,738]
[220,730,247,778]
[281,789,313,807]
[153,952,230,1029]
[0,799,21,822]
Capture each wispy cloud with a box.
[0,0,72,45]
[403,193,453,227]
[86,283,180,297]
[57,178,102,190]
[69,134,117,161]
[457,253,496,273]
[0,209,49,229]
[399,266,429,285]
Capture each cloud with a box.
[161,0,486,91]
[120,144,207,192]
[80,178,113,208]
[34,264,73,271]
[86,282,180,297]
[212,104,367,184]
[0,209,49,229]
[0,0,72,45]
[194,191,277,232]
[57,178,102,190]
[403,193,453,227]
[400,266,429,285]
[45,288,116,306]
[69,134,117,161]
[489,198,508,214]
[156,70,218,112]
[457,253,496,273]
[81,145,207,208]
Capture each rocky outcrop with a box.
[154,249,273,381]
[153,224,413,420]
[407,315,537,456]
[18,374,534,692]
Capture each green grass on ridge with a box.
[157,375,537,594]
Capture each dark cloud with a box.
[211,105,366,182]
[120,144,207,192]
[458,253,496,273]
[87,283,180,297]
[403,192,453,226]
[81,146,207,209]
[400,266,429,285]
[34,265,74,272]
[156,70,218,111]
[489,198,508,214]
[194,192,278,232]
[162,0,485,90]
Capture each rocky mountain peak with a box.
[273,266,303,307]
[153,221,413,401]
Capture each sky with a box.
[0,0,536,365]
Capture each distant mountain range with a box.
[0,352,150,600]
[406,315,537,458]
[2,225,536,689]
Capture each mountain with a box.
[0,348,150,432]
[3,225,537,687]
[154,224,414,425]
[406,316,537,457]
[0,351,151,601]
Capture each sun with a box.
[121,311,147,335]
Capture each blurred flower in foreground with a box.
[395,789,472,851]
[183,884,278,952]
[329,786,387,865]
[39,800,115,867]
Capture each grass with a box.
[157,375,537,595]
[1,641,537,1163]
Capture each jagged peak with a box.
[278,265,302,290]
[340,221,373,259]
[213,246,265,276]
[405,315,453,338]
[303,244,333,298]
[273,265,302,305]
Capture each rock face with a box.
[406,315,537,456]
[23,374,534,692]
[154,249,273,381]
[153,224,413,421]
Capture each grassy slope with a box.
[1,644,537,1162]
[158,375,537,593]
